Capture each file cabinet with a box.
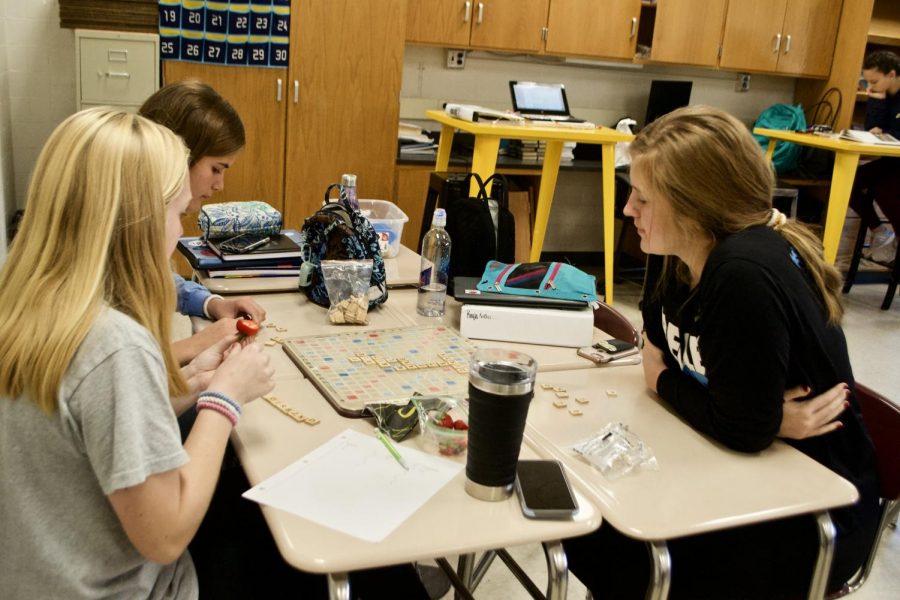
[76,29,160,111]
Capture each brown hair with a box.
[631,105,844,322]
[139,79,245,166]
[863,50,900,76]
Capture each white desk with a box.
[522,367,860,600]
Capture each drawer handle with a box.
[477,2,483,24]
[630,17,637,38]
[784,34,791,54]
[102,71,131,79]
[773,33,781,53]
[464,1,471,23]
[107,49,128,62]
[277,78,283,102]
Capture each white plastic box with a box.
[358,199,409,258]
[460,304,594,348]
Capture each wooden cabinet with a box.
[163,0,405,238]
[407,0,547,52]
[283,0,405,226]
[719,0,842,77]
[544,0,641,60]
[647,0,728,67]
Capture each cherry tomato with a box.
[236,318,260,337]
[439,414,454,429]
[453,419,469,431]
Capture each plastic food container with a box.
[413,396,469,456]
[358,199,409,258]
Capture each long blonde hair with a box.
[632,105,844,322]
[0,108,190,412]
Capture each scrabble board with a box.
[283,326,477,417]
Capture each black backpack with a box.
[298,184,388,308]
[444,173,516,288]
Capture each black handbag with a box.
[443,172,516,290]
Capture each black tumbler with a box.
[464,349,537,501]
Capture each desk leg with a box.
[435,124,455,172]
[530,140,564,262]
[808,511,836,600]
[469,135,502,197]
[765,139,777,162]
[646,540,672,600]
[822,152,860,265]
[542,540,569,600]
[455,553,475,600]
[601,142,616,305]
[326,573,351,600]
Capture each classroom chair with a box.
[593,301,640,347]
[842,219,899,310]
[827,382,900,598]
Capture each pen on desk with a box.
[374,427,409,470]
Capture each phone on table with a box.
[515,459,578,519]
[218,233,271,254]
[577,338,639,364]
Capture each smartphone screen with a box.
[219,233,271,254]
[515,460,578,519]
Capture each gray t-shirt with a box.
[0,308,199,599]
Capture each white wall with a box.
[0,0,12,262]
[4,0,75,215]
[400,46,795,128]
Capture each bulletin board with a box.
[158,1,290,68]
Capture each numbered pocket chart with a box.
[159,0,290,68]
[282,326,477,418]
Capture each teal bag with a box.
[752,103,807,174]
[477,261,598,303]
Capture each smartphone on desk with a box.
[577,338,639,364]
[515,460,578,519]
[218,233,271,254]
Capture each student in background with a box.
[139,79,266,363]
[564,106,880,599]
[850,50,900,264]
[0,108,275,597]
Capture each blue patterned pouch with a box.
[198,201,283,240]
[476,261,598,303]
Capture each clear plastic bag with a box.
[321,259,373,325]
[571,422,657,480]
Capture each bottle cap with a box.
[341,174,357,187]
[433,208,447,227]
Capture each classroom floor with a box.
[430,278,900,600]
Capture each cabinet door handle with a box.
[103,70,131,79]
[784,34,792,54]
[541,27,548,42]
[293,80,299,104]
[277,78,283,102]
[464,1,471,23]
[477,2,484,24]
[630,17,637,38]
[773,33,781,53]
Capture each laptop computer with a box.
[452,276,589,310]
[509,81,586,123]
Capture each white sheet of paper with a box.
[243,428,463,542]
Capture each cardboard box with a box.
[460,304,594,348]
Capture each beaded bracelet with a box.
[197,399,239,427]
[199,390,242,415]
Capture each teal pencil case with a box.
[198,201,283,240]
[477,261,598,303]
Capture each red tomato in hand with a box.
[236,319,260,337]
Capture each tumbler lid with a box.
[469,349,536,396]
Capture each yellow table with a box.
[754,128,900,264]
[427,110,633,304]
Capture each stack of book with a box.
[177,230,303,278]
[506,140,576,161]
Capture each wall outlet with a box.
[736,73,751,92]
[446,49,466,69]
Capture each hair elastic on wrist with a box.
[197,399,239,427]
[199,390,241,415]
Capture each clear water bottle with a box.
[417,208,452,317]
[341,173,359,209]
